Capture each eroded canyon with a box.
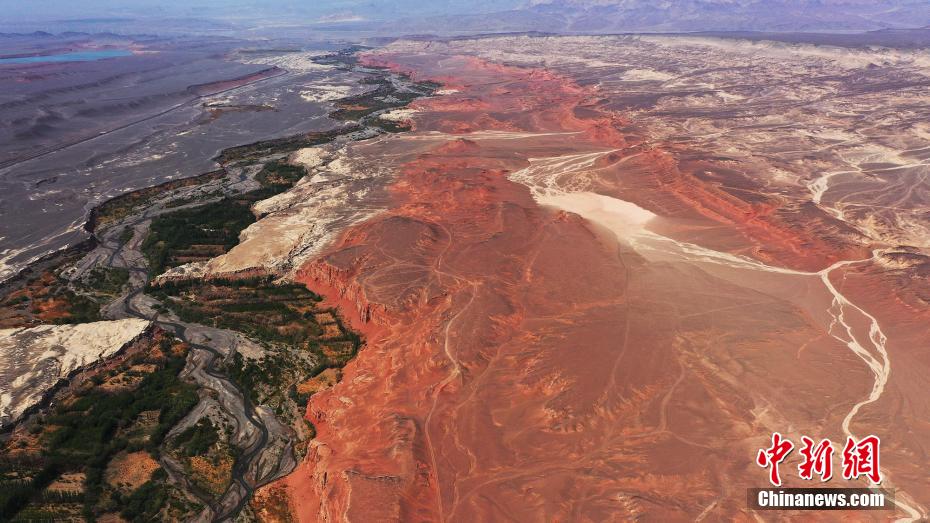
[2,32,929,522]
[253,35,930,521]
[0,47,434,521]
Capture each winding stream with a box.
[56,58,439,521]
[508,147,924,521]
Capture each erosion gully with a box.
[50,50,434,521]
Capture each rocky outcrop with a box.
[197,141,398,280]
[295,260,388,327]
[0,318,151,427]
[264,37,930,521]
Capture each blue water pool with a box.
[0,49,132,64]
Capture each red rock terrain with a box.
[258,49,930,521]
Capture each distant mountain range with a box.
[382,0,930,34]
[2,0,930,36]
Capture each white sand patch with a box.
[0,318,150,426]
[201,144,393,278]
[0,250,21,283]
[252,185,309,216]
[325,156,353,176]
[204,206,333,275]
[621,68,675,82]
[289,146,330,170]
[379,108,418,122]
[154,261,208,284]
[239,51,334,72]
[715,91,745,103]
[299,84,352,103]
[435,89,460,95]
[0,244,45,284]
[538,191,657,240]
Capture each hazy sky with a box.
[0,0,523,22]
[1,0,927,35]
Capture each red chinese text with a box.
[756,433,883,485]
[756,432,794,486]
[798,436,834,482]
[842,435,882,484]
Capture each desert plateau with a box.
[2,2,930,522]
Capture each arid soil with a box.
[260,36,930,521]
[0,47,433,521]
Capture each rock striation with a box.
[251,35,930,521]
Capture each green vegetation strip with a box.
[0,335,199,522]
[141,160,311,278]
[89,170,226,231]
[151,276,361,419]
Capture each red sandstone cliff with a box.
[254,48,926,521]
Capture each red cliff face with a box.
[256,50,926,521]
